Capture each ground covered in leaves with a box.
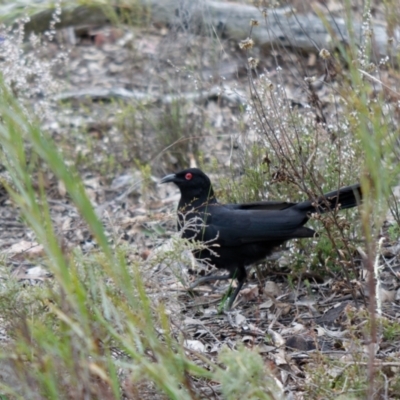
[1,2,400,398]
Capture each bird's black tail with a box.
[294,184,362,214]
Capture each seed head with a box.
[319,48,331,60]
[239,37,254,50]
[248,57,259,68]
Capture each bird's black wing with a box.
[201,205,314,246]
[227,201,296,211]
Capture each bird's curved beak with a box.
[160,173,176,184]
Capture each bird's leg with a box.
[189,271,234,289]
[226,279,245,310]
[189,267,248,310]
[225,266,248,310]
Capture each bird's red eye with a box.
[185,172,193,180]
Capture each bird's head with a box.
[160,168,216,207]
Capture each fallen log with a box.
[2,0,398,59]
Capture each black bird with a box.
[161,168,362,309]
